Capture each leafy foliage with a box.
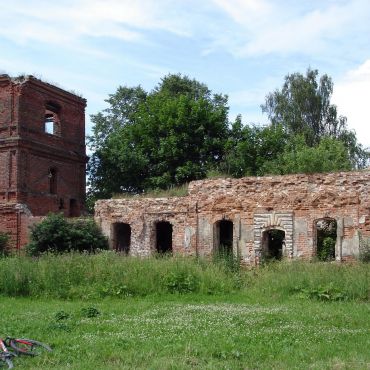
[221,119,287,177]
[318,237,336,262]
[0,231,10,256]
[88,70,368,200]
[262,68,347,145]
[261,135,352,175]
[88,74,229,199]
[261,68,368,168]
[316,219,337,261]
[26,213,108,256]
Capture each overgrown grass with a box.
[246,260,369,302]
[0,253,241,299]
[112,183,189,199]
[0,255,369,369]
[0,253,368,302]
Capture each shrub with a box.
[0,232,10,256]
[318,237,335,261]
[26,213,108,256]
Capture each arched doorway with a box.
[214,220,233,255]
[156,221,173,254]
[113,223,131,254]
[315,218,337,261]
[261,228,285,260]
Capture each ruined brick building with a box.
[95,171,370,263]
[0,75,87,249]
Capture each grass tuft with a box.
[112,184,189,199]
[0,254,368,302]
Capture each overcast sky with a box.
[1,0,370,147]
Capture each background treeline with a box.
[88,68,368,201]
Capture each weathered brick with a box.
[95,171,370,263]
[0,75,87,249]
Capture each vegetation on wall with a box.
[88,69,368,201]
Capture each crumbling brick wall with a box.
[0,75,87,249]
[95,170,370,263]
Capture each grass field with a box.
[0,254,369,369]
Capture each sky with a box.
[1,0,370,148]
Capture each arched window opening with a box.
[262,229,285,260]
[156,221,172,254]
[114,223,131,254]
[315,218,337,261]
[44,101,61,136]
[48,168,57,194]
[214,220,233,255]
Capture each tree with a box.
[221,118,287,177]
[261,68,368,168]
[88,74,229,198]
[261,68,345,145]
[260,135,352,175]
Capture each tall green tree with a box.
[261,69,346,145]
[260,68,368,169]
[88,74,229,198]
[221,68,368,177]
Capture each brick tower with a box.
[0,74,87,248]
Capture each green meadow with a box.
[0,253,369,369]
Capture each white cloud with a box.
[3,0,370,61]
[0,0,195,49]
[332,60,370,148]
[211,0,370,57]
[212,0,272,25]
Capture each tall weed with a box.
[0,254,368,301]
[0,252,241,298]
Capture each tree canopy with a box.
[88,74,229,198]
[88,70,368,202]
[260,68,367,169]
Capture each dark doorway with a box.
[69,199,79,217]
[49,168,57,194]
[262,229,285,260]
[156,221,173,254]
[315,218,337,261]
[214,220,233,254]
[114,223,131,254]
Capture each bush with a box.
[318,237,335,261]
[26,213,108,256]
[0,232,10,256]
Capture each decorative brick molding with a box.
[253,212,294,257]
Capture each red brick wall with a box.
[0,74,87,249]
[0,74,87,217]
[96,171,370,263]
